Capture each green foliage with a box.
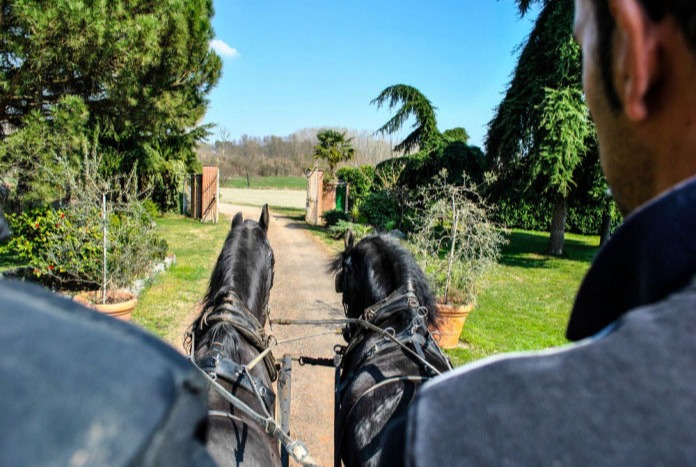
[335,165,375,212]
[442,127,470,144]
[327,220,373,240]
[371,84,442,154]
[1,207,101,284]
[407,171,506,305]
[534,86,593,197]
[313,130,356,178]
[360,190,401,231]
[377,141,487,189]
[485,0,595,250]
[141,199,161,220]
[0,0,221,209]
[0,96,89,209]
[321,209,350,227]
[1,201,166,289]
[494,195,552,232]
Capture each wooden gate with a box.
[190,166,219,223]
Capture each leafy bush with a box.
[327,220,373,240]
[322,209,350,227]
[2,201,166,290]
[1,153,168,290]
[336,165,375,212]
[2,206,101,284]
[360,190,401,231]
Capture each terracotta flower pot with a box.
[429,303,474,349]
[74,289,137,321]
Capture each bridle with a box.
[333,283,452,465]
[187,291,278,412]
[186,291,317,465]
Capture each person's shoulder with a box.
[0,280,213,466]
[405,281,696,465]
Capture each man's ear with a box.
[610,0,660,121]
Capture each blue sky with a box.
[203,1,539,149]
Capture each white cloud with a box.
[209,39,239,58]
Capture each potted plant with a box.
[70,163,167,320]
[409,170,506,348]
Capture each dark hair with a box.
[592,0,695,110]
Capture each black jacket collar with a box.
[567,177,696,341]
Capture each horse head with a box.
[189,204,274,355]
[204,204,273,321]
[331,231,438,328]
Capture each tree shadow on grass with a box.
[500,231,599,269]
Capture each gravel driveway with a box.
[216,200,343,466]
[219,187,307,209]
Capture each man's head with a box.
[574,0,696,215]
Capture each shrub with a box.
[360,190,401,231]
[1,153,168,291]
[336,165,375,211]
[327,220,373,240]
[322,209,350,227]
[1,201,167,290]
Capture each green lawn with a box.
[131,215,231,346]
[222,176,306,190]
[448,229,599,366]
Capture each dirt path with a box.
[216,202,344,467]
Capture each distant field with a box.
[221,176,306,190]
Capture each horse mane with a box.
[203,219,271,314]
[331,234,439,327]
[187,213,273,352]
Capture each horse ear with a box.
[259,204,270,233]
[231,212,243,229]
[344,230,354,250]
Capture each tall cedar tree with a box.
[371,84,442,155]
[486,0,595,255]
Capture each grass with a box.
[131,214,231,347]
[222,176,306,190]
[447,229,599,366]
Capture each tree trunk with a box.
[599,198,613,246]
[548,196,567,256]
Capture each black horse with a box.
[186,205,280,466]
[331,232,452,467]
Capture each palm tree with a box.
[371,84,441,155]
[313,129,355,178]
